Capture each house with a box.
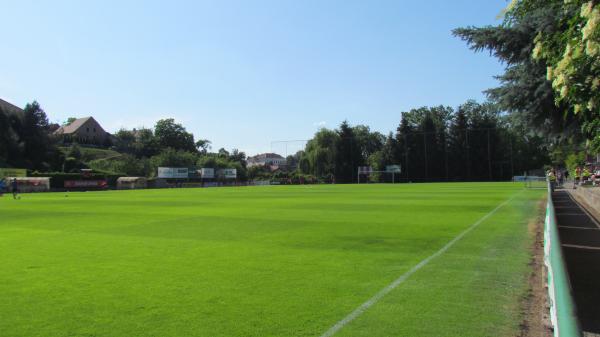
[54,116,110,145]
[247,153,287,170]
[0,98,24,115]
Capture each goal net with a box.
[523,176,547,189]
[357,171,401,184]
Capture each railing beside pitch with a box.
[544,182,581,337]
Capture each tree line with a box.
[0,102,63,171]
[78,119,249,179]
[293,100,548,183]
[0,103,249,178]
[0,98,548,182]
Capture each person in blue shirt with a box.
[0,179,5,197]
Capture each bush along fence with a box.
[544,183,581,337]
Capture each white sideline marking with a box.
[319,191,523,337]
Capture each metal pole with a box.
[509,136,514,178]
[487,129,492,181]
[404,135,409,181]
[423,133,428,181]
[444,132,449,181]
[466,129,470,181]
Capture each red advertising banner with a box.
[64,180,108,188]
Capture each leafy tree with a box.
[67,143,82,161]
[395,114,414,180]
[154,118,197,152]
[62,144,86,172]
[453,0,595,155]
[114,129,136,153]
[217,148,230,158]
[300,128,339,178]
[352,125,385,160]
[335,121,363,183]
[448,104,469,180]
[115,128,161,158]
[21,101,62,170]
[195,139,212,154]
[133,128,161,157]
[0,106,21,167]
[150,148,198,169]
[519,0,600,150]
[229,149,246,165]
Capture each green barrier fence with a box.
[545,183,581,337]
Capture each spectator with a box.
[583,167,591,183]
[548,169,557,192]
[557,170,564,186]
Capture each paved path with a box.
[553,190,600,334]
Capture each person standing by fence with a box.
[557,170,564,187]
[548,169,557,192]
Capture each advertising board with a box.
[0,168,27,178]
[221,168,237,179]
[157,167,189,179]
[64,180,108,188]
[200,168,214,179]
[386,165,401,173]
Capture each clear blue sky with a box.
[0,0,509,155]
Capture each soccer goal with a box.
[523,176,547,189]
[357,166,402,184]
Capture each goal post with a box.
[357,165,402,184]
[513,175,547,189]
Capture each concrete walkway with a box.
[553,190,600,335]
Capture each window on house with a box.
[93,128,96,132]
[86,127,89,132]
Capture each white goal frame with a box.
[523,176,547,189]
[357,170,400,184]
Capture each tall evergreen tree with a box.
[449,105,469,180]
[336,121,362,183]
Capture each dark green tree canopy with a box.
[453,0,598,151]
[154,118,197,153]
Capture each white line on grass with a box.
[319,190,524,337]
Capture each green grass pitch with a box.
[0,183,544,337]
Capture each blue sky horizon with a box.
[1,0,509,155]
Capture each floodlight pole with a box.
[487,129,492,181]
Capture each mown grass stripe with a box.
[319,190,523,337]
